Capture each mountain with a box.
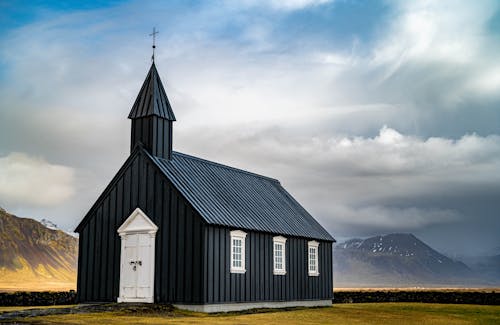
[461,254,500,285]
[333,233,485,288]
[0,207,78,291]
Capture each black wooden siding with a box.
[203,225,333,303]
[131,117,172,160]
[76,151,203,303]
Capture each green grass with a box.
[6,303,500,324]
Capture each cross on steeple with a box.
[150,27,159,62]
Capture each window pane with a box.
[309,247,317,272]
[232,238,243,268]
[274,242,285,272]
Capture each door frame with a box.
[117,208,158,303]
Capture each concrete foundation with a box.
[174,299,332,313]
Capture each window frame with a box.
[308,240,320,276]
[273,236,287,275]
[230,230,247,273]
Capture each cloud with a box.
[184,125,500,182]
[373,1,492,65]
[321,205,459,234]
[0,152,75,207]
[369,0,500,106]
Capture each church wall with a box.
[202,225,333,304]
[77,150,204,303]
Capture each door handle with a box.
[129,260,141,269]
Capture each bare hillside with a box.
[0,207,77,291]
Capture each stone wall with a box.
[333,290,499,305]
[0,291,76,306]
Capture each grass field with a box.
[0,305,75,313]
[4,303,499,324]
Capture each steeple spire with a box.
[128,63,176,120]
[128,60,176,159]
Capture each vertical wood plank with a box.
[114,177,124,300]
[225,228,230,302]
[160,182,169,302]
[152,116,158,157]
[207,226,214,303]
[168,189,177,301]
[213,227,220,302]
[202,224,208,303]
[245,232,250,301]
[185,206,193,302]
[192,213,201,302]
[153,174,162,302]
[177,202,185,301]
[265,234,268,301]
[132,155,139,210]
[157,118,163,158]
[100,198,109,300]
[94,207,102,301]
[107,189,116,300]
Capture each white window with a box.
[273,236,287,275]
[308,240,319,276]
[230,230,247,273]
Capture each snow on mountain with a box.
[40,218,59,230]
[40,218,78,237]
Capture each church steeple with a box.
[128,62,176,160]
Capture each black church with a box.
[75,61,335,312]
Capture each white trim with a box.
[308,240,319,247]
[117,208,158,235]
[174,299,332,313]
[308,240,320,277]
[230,230,247,273]
[230,230,247,237]
[273,236,287,275]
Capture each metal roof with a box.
[147,151,335,241]
[128,63,176,120]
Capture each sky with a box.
[0,0,499,256]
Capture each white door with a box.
[117,208,158,303]
[121,234,139,299]
[136,233,154,299]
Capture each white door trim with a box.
[117,208,158,303]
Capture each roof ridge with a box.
[170,151,280,184]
